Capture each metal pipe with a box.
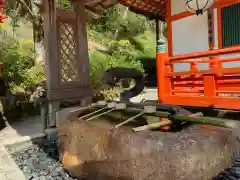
[133,120,172,132]
[108,100,189,114]
[114,106,156,128]
[85,108,116,122]
[115,111,145,128]
[79,106,108,119]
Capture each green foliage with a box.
[57,0,73,11]
[0,29,41,92]
[100,87,121,101]
[21,62,45,91]
[90,5,153,41]
[87,5,157,99]
[89,50,144,100]
[109,30,156,61]
[88,5,156,66]
[3,2,159,102]
[133,30,156,57]
[89,50,144,86]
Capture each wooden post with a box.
[72,0,92,106]
[156,51,169,102]
[42,0,60,128]
[48,101,60,127]
[40,101,48,132]
[204,48,220,102]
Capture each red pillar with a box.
[156,44,171,131]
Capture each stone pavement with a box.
[0,115,44,145]
[130,88,158,102]
[0,115,45,180]
[0,146,26,180]
[114,88,158,102]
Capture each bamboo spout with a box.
[133,112,203,132]
[126,107,240,129]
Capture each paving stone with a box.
[0,146,26,180]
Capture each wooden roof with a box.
[119,0,166,20]
[84,0,118,15]
[39,0,165,20]
[84,0,166,20]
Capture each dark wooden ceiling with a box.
[84,0,166,20]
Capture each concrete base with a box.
[45,128,57,141]
[130,88,158,102]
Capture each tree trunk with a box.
[58,108,240,180]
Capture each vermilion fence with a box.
[156,46,240,110]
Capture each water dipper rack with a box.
[79,101,240,132]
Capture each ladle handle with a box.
[115,111,145,128]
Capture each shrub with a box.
[0,29,44,119]
[21,62,45,92]
[89,50,144,100]
[0,32,36,90]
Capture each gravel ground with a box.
[4,136,240,180]
[5,137,78,180]
[213,158,240,180]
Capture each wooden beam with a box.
[48,87,93,101]
[72,1,91,86]
[42,0,60,127]
[72,0,92,105]
[43,0,60,92]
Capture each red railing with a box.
[156,46,240,110]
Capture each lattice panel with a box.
[59,22,79,83]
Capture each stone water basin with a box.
[58,107,240,180]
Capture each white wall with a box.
[172,12,209,56]
[171,0,186,15]
[171,0,209,56]
[171,0,209,71]
[170,0,240,71]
